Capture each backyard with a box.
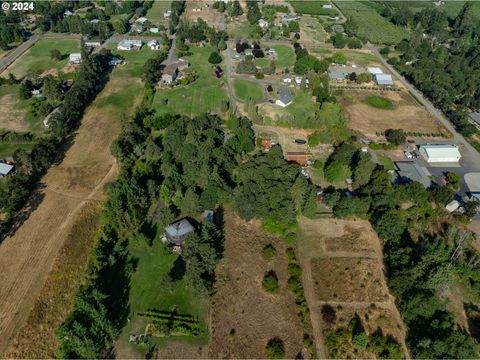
[233,79,264,102]
[146,1,171,25]
[1,39,81,78]
[152,45,229,117]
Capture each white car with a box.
[404,151,413,159]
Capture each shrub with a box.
[321,304,337,326]
[262,244,276,260]
[262,270,279,293]
[266,337,285,359]
[285,247,296,262]
[208,51,222,64]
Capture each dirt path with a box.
[0,77,129,355]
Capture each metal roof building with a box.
[419,144,461,163]
[276,87,293,107]
[395,161,432,188]
[0,162,13,177]
[165,219,195,246]
[374,74,393,85]
[367,67,383,74]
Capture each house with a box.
[258,19,269,29]
[117,39,143,51]
[164,10,172,18]
[374,73,393,86]
[283,76,293,84]
[419,144,461,163]
[0,162,14,178]
[31,89,42,98]
[367,67,383,75]
[162,63,179,84]
[131,24,144,33]
[276,87,293,107]
[327,65,365,81]
[322,4,333,9]
[281,14,299,24]
[64,10,73,17]
[395,161,432,188]
[468,112,480,129]
[147,40,161,50]
[136,17,148,24]
[286,152,310,166]
[85,41,101,47]
[108,57,123,66]
[150,27,159,33]
[446,199,460,213]
[90,19,100,24]
[164,219,195,246]
[69,53,82,64]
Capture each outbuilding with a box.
[374,74,393,86]
[275,87,293,107]
[0,162,14,177]
[165,219,195,246]
[419,144,461,163]
[367,67,383,75]
[446,199,460,213]
[69,53,82,64]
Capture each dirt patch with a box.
[185,0,223,29]
[0,75,134,355]
[0,93,30,132]
[341,91,449,138]
[4,201,102,358]
[311,258,388,302]
[208,211,309,359]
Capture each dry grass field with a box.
[0,73,142,356]
[208,211,312,359]
[296,217,409,357]
[0,91,29,132]
[341,91,449,138]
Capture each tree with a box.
[266,337,285,359]
[356,73,372,84]
[228,0,243,17]
[353,153,375,188]
[208,51,222,64]
[113,18,128,34]
[324,160,351,182]
[262,270,279,293]
[50,49,62,60]
[331,52,347,64]
[385,128,406,145]
[293,55,320,75]
[331,33,346,48]
[446,172,460,189]
[246,1,261,24]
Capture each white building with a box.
[0,162,14,177]
[419,144,462,163]
[147,40,161,50]
[149,27,159,33]
[136,17,148,24]
[69,53,82,64]
[367,67,383,75]
[258,19,269,29]
[117,39,143,51]
[85,41,101,47]
[322,4,333,9]
[446,199,460,213]
[375,73,393,86]
[164,10,172,18]
[64,10,73,17]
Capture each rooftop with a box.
[375,73,393,85]
[469,112,480,125]
[165,219,195,239]
[0,162,13,176]
[278,87,293,104]
[395,161,432,188]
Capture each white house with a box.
[258,19,269,29]
[69,53,82,64]
[147,40,161,50]
[117,39,143,51]
[276,87,293,107]
[0,162,14,178]
[64,10,73,17]
[367,67,383,75]
[419,144,462,163]
[136,17,148,24]
[149,27,159,33]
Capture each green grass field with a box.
[332,1,408,44]
[117,233,209,357]
[309,47,380,66]
[2,39,81,78]
[289,1,337,16]
[256,45,295,70]
[376,154,395,170]
[146,1,171,25]
[152,45,229,117]
[366,95,394,109]
[233,79,264,102]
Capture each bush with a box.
[285,247,296,262]
[385,128,406,145]
[262,270,279,293]
[255,72,264,79]
[262,244,276,260]
[208,51,222,64]
[266,337,285,359]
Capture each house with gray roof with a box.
[468,112,480,129]
[375,73,393,86]
[276,87,293,107]
[395,161,432,188]
[165,219,195,246]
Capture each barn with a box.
[419,144,461,163]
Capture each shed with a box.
[64,10,73,16]
[374,73,393,86]
[69,53,82,64]
[322,4,333,9]
[0,162,14,177]
[367,67,383,75]
[136,17,148,24]
[258,19,269,28]
[419,144,461,163]
[165,219,195,246]
[446,199,460,213]
[395,161,432,188]
[275,87,293,107]
[286,152,310,166]
[85,41,101,47]
[150,27,159,33]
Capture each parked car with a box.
[293,139,307,144]
[404,151,413,159]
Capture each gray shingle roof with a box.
[395,161,432,188]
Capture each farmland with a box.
[332,1,408,44]
[1,39,81,78]
[152,45,229,117]
[340,91,449,138]
[233,79,264,102]
[296,217,408,358]
[145,0,171,25]
[289,1,337,16]
[208,211,311,358]
[308,47,382,67]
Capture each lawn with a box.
[152,45,229,117]
[332,1,409,44]
[116,234,209,357]
[309,48,380,67]
[289,0,337,16]
[227,20,257,39]
[146,0,171,25]
[233,79,264,102]
[376,154,395,170]
[271,45,295,69]
[366,95,394,109]
[2,39,81,78]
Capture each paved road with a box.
[225,47,238,113]
[0,35,39,73]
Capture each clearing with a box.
[146,1,171,26]
[289,1,337,16]
[0,47,150,357]
[296,217,409,357]
[152,45,229,117]
[233,79,264,102]
[1,39,80,78]
[208,211,312,359]
[255,45,295,70]
[0,84,30,132]
[299,16,330,43]
[340,91,449,138]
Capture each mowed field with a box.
[0,84,30,132]
[0,48,149,357]
[233,79,264,102]
[296,217,409,358]
[1,39,80,78]
[208,211,311,359]
[341,90,449,138]
[146,0,171,25]
[152,45,229,117]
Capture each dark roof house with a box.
[165,219,195,246]
[395,161,432,188]
[275,87,293,107]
